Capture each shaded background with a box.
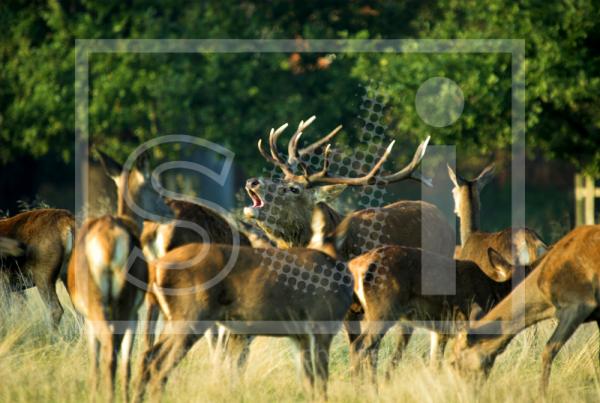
[1,0,599,243]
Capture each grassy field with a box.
[1,285,599,403]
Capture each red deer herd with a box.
[0,115,597,401]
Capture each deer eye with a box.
[290,187,300,194]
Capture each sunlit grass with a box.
[1,285,599,402]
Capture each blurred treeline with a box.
[0,1,599,242]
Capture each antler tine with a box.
[269,123,289,164]
[287,115,316,164]
[257,139,295,177]
[298,124,343,157]
[380,136,431,185]
[307,140,396,186]
[308,144,332,181]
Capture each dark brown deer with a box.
[68,215,148,402]
[135,243,354,401]
[0,209,75,326]
[244,117,451,256]
[451,225,600,395]
[139,197,255,367]
[448,164,547,277]
[245,117,455,364]
[345,244,527,382]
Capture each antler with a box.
[380,136,432,186]
[257,116,431,187]
[257,116,343,182]
[307,136,432,187]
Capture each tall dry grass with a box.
[0,285,599,402]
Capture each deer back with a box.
[333,200,455,261]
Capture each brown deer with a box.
[245,117,455,364]
[97,151,256,367]
[0,208,75,326]
[68,215,148,402]
[451,225,600,394]
[448,164,547,276]
[139,198,255,367]
[135,243,354,400]
[313,240,521,381]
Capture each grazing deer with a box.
[448,164,547,275]
[67,215,148,402]
[451,225,600,394]
[0,209,75,326]
[244,117,455,364]
[344,244,528,381]
[135,243,354,400]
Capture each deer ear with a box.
[485,247,514,282]
[96,150,123,183]
[475,163,495,191]
[447,164,466,187]
[135,152,152,179]
[314,184,347,203]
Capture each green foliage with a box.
[1,1,599,174]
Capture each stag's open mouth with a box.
[246,187,264,208]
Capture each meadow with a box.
[2,285,599,403]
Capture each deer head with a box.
[447,163,495,244]
[96,150,173,228]
[244,116,431,248]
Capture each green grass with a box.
[1,286,599,402]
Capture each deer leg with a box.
[86,322,101,398]
[313,334,334,399]
[224,333,254,374]
[34,274,63,328]
[141,296,160,351]
[205,324,223,363]
[429,332,449,366]
[540,305,592,395]
[386,325,413,378]
[119,325,135,403]
[344,307,363,372]
[98,326,116,402]
[147,323,208,399]
[295,335,316,393]
[354,320,394,385]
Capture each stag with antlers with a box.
[244,116,456,367]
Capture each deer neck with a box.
[116,173,144,229]
[458,192,480,246]
[468,267,554,358]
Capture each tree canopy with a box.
[1,0,599,174]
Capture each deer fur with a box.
[0,208,75,326]
[135,243,353,400]
[452,225,600,394]
[448,164,547,277]
[346,245,527,382]
[68,215,147,402]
